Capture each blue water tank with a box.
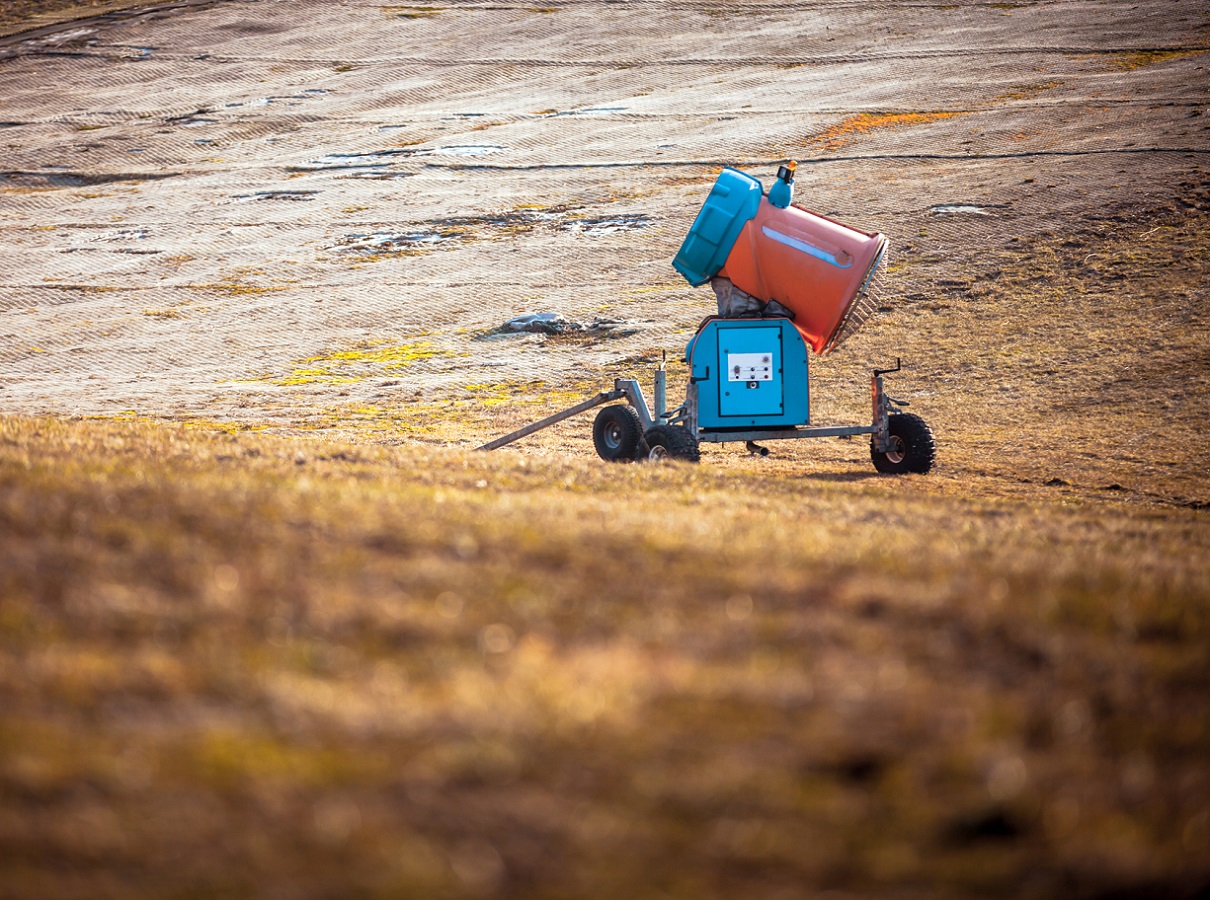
[672,168,764,286]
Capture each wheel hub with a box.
[885,435,906,465]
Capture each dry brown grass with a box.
[1,2,1208,890]
[2,372,1208,898]
[3,201,1209,900]
[6,201,1210,897]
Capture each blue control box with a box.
[687,318,810,430]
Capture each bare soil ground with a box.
[1,0,1208,897]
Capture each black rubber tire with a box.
[871,412,935,474]
[593,405,643,462]
[641,425,701,463]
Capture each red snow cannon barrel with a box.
[673,164,888,354]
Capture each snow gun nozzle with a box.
[769,160,796,209]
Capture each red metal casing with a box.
[719,199,887,354]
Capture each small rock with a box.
[503,312,579,335]
[500,312,639,337]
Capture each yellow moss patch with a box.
[186,281,285,297]
[306,341,444,369]
[240,340,453,387]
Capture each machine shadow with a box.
[793,470,884,483]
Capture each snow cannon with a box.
[477,160,934,476]
[673,163,888,354]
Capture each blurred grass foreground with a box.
[1,414,1208,898]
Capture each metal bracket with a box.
[870,358,905,453]
[873,357,902,378]
[615,379,654,431]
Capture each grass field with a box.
[3,396,1209,897]
[3,208,1210,899]
[2,0,1209,895]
